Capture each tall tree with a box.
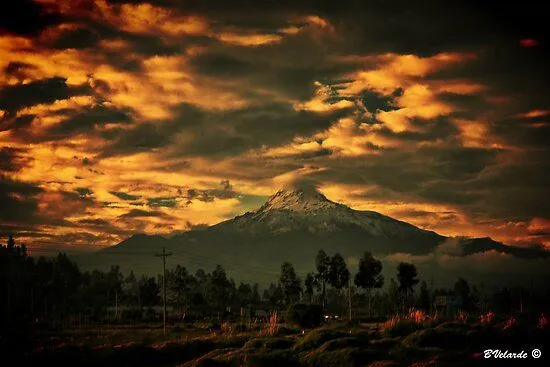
[387,278,399,313]
[279,262,302,305]
[419,280,430,311]
[138,276,159,307]
[251,283,261,304]
[207,265,232,308]
[263,283,284,308]
[304,272,317,303]
[237,282,253,306]
[396,262,419,307]
[167,265,192,311]
[328,253,349,290]
[354,251,384,317]
[328,253,349,315]
[315,250,331,308]
[454,277,471,311]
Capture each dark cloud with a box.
[52,27,100,49]
[0,147,32,173]
[182,181,237,204]
[46,104,133,139]
[118,209,173,220]
[0,77,90,116]
[100,102,350,158]
[110,191,141,201]
[0,0,61,36]
[147,197,178,208]
[75,187,93,197]
[358,89,401,113]
[0,176,42,223]
[0,114,35,132]
[77,218,110,226]
[4,62,38,82]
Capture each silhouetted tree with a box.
[327,253,349,315]
[263,282,284,308]
[397,262,419,308]
[419,280,430,311]
[328,253,349,290]
[138,276,160,307]
[354,251,384,317]
[251,283,261,304]
[166,265,193,311]
[207,265,232,308]
[315,250,331,308]
[454,277,471,311]
[386,278,399,314]
[304,272,317,303]
[279,262,302,305]
[237,282,253,306]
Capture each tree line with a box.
[2,235,548,337]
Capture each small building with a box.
[434,295,462,317]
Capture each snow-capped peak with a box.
[260,184,338,212]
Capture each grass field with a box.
[18,312,549,366]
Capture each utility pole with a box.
[429,277,434,314]
[155,247,172,335]
[348,277,352,322]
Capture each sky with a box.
[1,0,549,252]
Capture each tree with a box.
[304,272,317,303]
[419,281,430,311]
[251,283,261,304]
[315,250,331,308]
[138,276,159,307]
[454,277,471,311]
[207,265,232,308]
[237,282,253,306]
[354,251,384,317]
[279,262,302,305]
[386,278,399,313]
[328,253,349,315]
[263,283,284,308]
[396,262,419,307]
[167,265,193,311]
[328,253,349,290]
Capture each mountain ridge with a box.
[90,185,549,285]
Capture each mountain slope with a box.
[92,185,548,285]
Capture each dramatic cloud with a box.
[0,0,549,256]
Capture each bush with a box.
[286,303,323,329]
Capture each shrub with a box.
[286,303,323,329]
[455,310,468,324]
[261,313,279,336]
[479,311,495,324]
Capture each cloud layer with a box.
[0,0,549,253]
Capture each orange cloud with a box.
[37,0,209,37]
[517,109,550,119]
[217,32,283,46]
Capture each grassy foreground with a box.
[19,313,548,367]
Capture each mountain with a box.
[88,184,549,286]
